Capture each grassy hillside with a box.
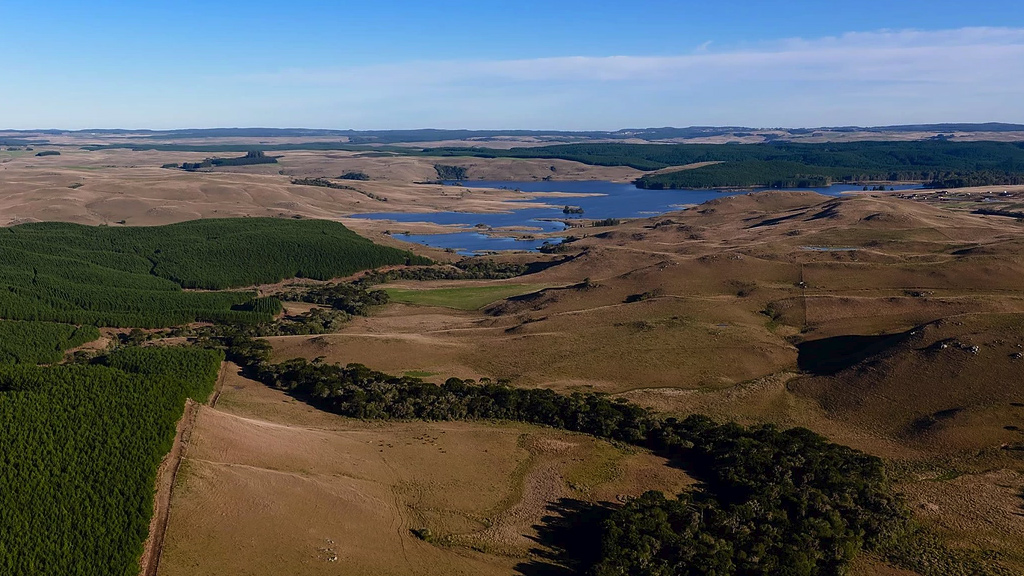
[0,347,223,576]
[790,314,1024,451]
[0,218,427,327]
[385,284,544,310]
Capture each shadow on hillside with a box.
[796,331,911,375]
[514,498,616,576]
[747,210,808,228]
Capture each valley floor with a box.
[157,363,690,575]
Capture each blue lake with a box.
[353,181,923,255]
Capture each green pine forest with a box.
[0,218,425,327]
[0,347,224,576]
[0,321,100,364]
[416,141,1024,189]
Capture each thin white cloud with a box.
[7,27,1023,129]
[240,27,1024,87]
[210,27,1024,129]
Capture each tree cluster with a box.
[594,418,907,575]
[433,164,468,180]
[209,150,279,167]
[339,171,370,180]
[358,260,536,285]
[176,151,278,171]
[280,282,388,315]
[290,177,356,190]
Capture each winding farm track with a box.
[138,361,230,576]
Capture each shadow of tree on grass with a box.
[514,498,617,576]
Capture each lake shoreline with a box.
[354,180,924,255]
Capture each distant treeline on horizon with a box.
[3,122,1024,145]
[9,126,1024,190]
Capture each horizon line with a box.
[3,122,1024,134]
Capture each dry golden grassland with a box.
[157,365,690,576]
[258,188,1024,574]
[5,145,1024,574]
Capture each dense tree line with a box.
[339,171,370,180]
[176,151,279,171]
[290,177,387,201]
[290,177,357,190]
[0,347,223,576]
[209,150,278,166]
[422,140,1024,170]
[215,337,911,574]
[357,260,539,284]
[0,321,99,364]
[280,282,389,315]
[925,171,1024,188]
[411,141,1024,189]
[639,160,837,189]
[974,207,1024,219]
[180,159,213,171]
[434,164,468,180]
[593,419,907,575]
[637,162,1024,190]
[233,296,284,316]
[0,218,426,327]
[224,308,352,337]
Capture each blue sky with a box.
[2,0,1023,129]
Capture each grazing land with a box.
[384,283,547,310]
[251,187,1024,574]
[1,132,1024,575]
[157,364,691,576]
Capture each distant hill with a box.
[4,123,1024,145]
[867,122,1024,133]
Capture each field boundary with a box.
[138,361,228,576]
[208,361,232,408]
